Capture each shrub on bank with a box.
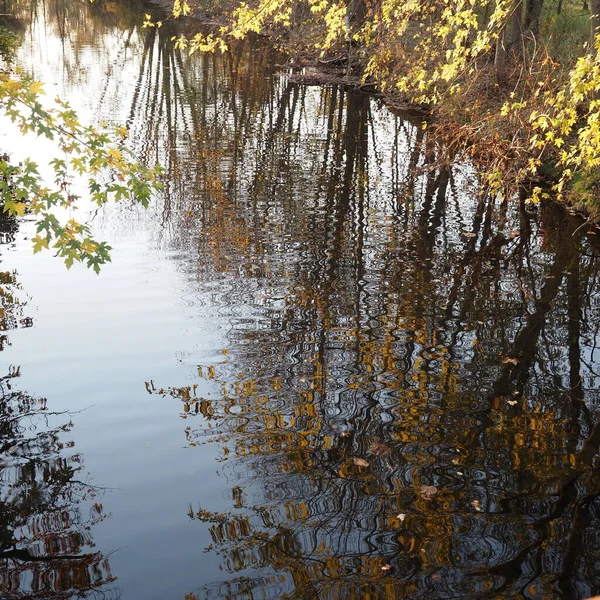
[162,0,600,217]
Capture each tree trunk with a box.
[524,0,543,34]
[506,0,523,50]
[495,0,523,85]
[494,33,507,85]
[345,0,367,39]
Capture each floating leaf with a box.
[419,485,438,499]
[369,443,391,457]
[352,457,369,468]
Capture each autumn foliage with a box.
[163,0,600,214]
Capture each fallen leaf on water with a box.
[419,485,438,499]
[507,399,518,406]
[369,443,391,457]
[502,356,519,366]
[381,564,392,571]
[352,457,369,468]
[472,499,482,512]
[396,513,406,522]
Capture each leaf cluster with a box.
[0,73,163,272]
[167,0,600,210]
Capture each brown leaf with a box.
[419,485,438,499]
[502,356,519,366]
[369,443,391,457]
[352,457,369,468]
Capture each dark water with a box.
[2,1,600,599]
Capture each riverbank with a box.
[144,0,600,223]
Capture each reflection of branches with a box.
[173,192,600,597]
[119,14,600,596]
[0,368,116,600]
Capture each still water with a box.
[2,1,600,599]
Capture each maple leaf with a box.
[32,235,49,254]
[30,81,45,95]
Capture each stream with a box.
[2,1,600,598]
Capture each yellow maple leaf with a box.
[30,81,45,95]
[107,148,123,164]
[12,202,26,217]
[32,235,49,253]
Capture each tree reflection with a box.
[24,1,600,596]
[147,78,600,599]
[0,368,117,599]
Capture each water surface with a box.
[2,2,600,599]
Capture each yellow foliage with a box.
[168,0,600,205]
